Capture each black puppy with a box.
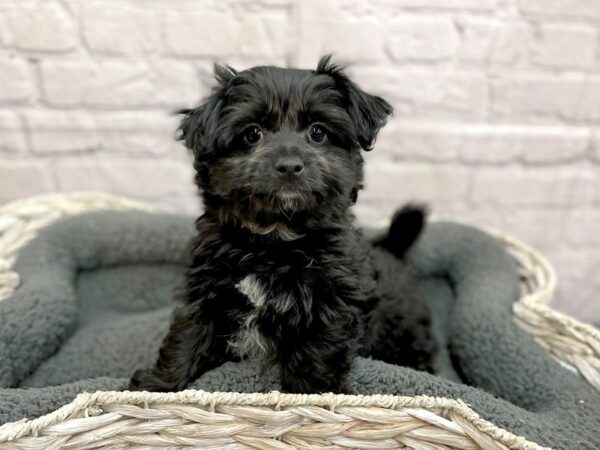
[129,56,435,394]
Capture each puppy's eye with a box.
[244,126,263,145]
[309,124,326,144]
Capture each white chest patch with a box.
[235,274,268,307]
[229,275,273,359]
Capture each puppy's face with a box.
[179,56,392,229]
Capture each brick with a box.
[456,20,531,65]
[96,113,183,157]
[0,55,34,103]
[83,2,161,54]
[151,193,201,215]
[518,0,600,19]
[361,164,471,206]
[25,112,99,153]
[457,130,522,164]
[376,120,592,164]
[431,206,510,231]
[376,122,521,164]
[566,210,600,246]
[500,209,571,251]
[519,130,590,164]
[0,15,8,47]
[471,167,598,207]
[456,19,499,65]
[375,123,589,164]
[40,60,198,108]
[0,112,26,153]
[295,21,385,66]
[491,74,600,122]
[556,277,600,323]
[386,18,458,62]
[374,0,500,11]
[374,121,460,162]
[546,248,600,322]
[593,133,600,162]
[494,25,532,66]
[292,0,386,65]
[530,25,598,70]
[55,159,195,199]
[351,67,488,119]
[0,161,55,203]
[0,0,76,52]
[164,10,289,58]
[24,111,182,155]
[457,20,598,70]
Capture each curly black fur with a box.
[129,56,435,394]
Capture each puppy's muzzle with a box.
[275,157,304,180]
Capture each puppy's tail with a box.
[375,204,427,258]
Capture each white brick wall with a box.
[0,0,599,323]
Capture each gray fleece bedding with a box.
[0,211,599,449]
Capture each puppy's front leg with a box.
[129,302,227,392]
[279,338,355,394]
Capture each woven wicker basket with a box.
[0,192,598,450]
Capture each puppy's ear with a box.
[177,63,237,157]
[316,55,392,151]
[213,63,237,87]
[178,103,215,157]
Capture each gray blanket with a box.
[0,211,598,449]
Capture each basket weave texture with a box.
[0,192,598,450]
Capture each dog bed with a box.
[0,193,599,450]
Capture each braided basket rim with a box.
[0,191,598,450]
[0,390,548,450]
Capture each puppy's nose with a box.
[275,158,304,177]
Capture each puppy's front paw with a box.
[129,368,181,392]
